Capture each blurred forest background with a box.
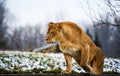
[0,0,120,57]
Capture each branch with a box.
[32,42,58,52]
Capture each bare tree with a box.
[8,25,45,51]
[78,0,120,57]
[79,0,120,28]
[0,0,8,49]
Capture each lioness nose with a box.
[46,38,48,41]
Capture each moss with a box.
[0,54,4,57]
[0,68,120,74]
[70,70,79,74]
[42,68,62,73]
[0,68,44,74]
[0,69,22,74]
[31,68,45,73]
[103,71,120,74]
[42,68,79,74]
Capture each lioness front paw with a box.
[62,69,71,74]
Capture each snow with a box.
[104,58,120,73]
[0,51,120,73]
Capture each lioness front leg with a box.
[63,53,72,74]
[80,47,94,74]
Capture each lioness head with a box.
[46,22,62,44]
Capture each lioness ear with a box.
[58,23,62,29]
[48,22,54,26]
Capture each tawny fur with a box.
[46,21,104,74]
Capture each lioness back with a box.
[59,21,96,47]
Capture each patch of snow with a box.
[0,51,120,73]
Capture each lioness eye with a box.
[51,32,54,34]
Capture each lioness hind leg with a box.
[92,57,104,74]
[80,47,94,74]
[74,52,93,73]
[92,50,104,74]
[63,53,72,74]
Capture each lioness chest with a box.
[60,46,81,58]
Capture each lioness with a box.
[46,21,104,74]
